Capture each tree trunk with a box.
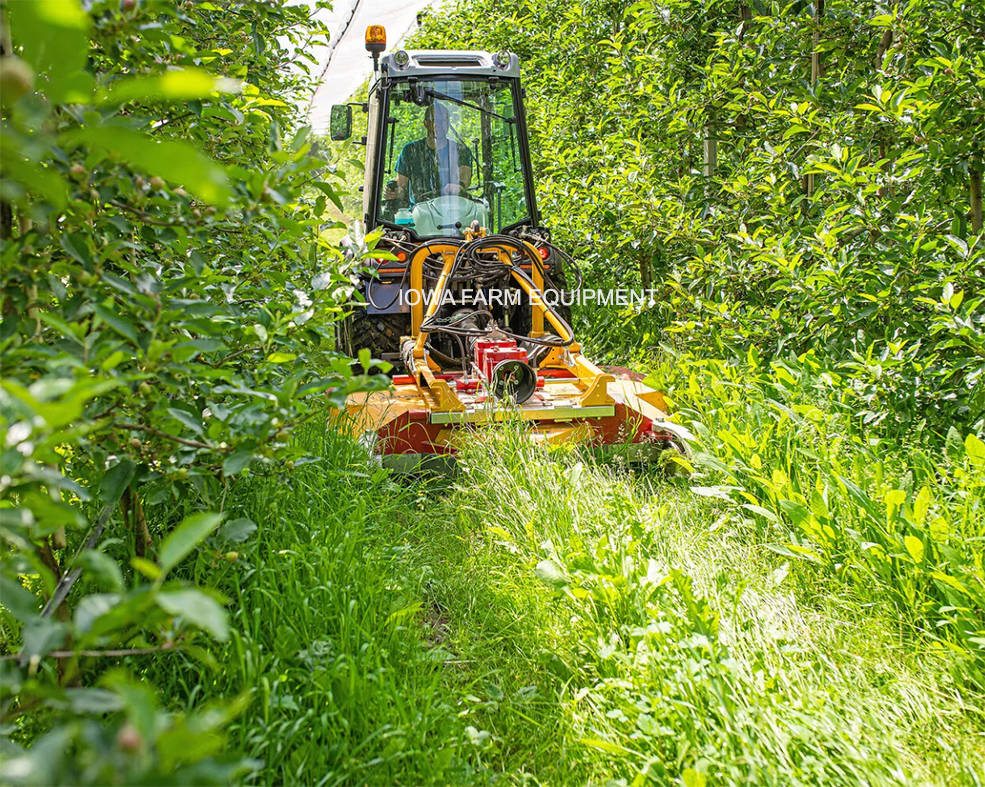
[133,492,152,556]
[738,2,752,39]
[121,488,152,557]
[810,1,824,84]
[703,115,717,201]
[876,28,894,71]
[0,8,12,245]
[639,252,652,291]
[805,0,824,200]
[874,26,895,198]
[972,159,983,234]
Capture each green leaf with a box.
[100,350,127,371]
[912,486,932,525]
[945,235,969,258]
[534,559,567,588]
[945,427,964,464]
[266,352,296,363]
[578,738,631,756]
[91,302,140,345]
[0,152,69,209]
[157,588,229,641]
[21,618,69,660]
[100,68,238,105]
[930,571,968,594]
[765,544,823,564]
[166,407,205,436]
[868,14,894,27]
[313,181,344,212]
[75,550,124,593]
[59,232,91,265]
[131,557,162,581]
[836,476,882,523]
[808,162,841,175]
[99,457,135,508]
[63,126,230,205]
[74,593,121,634]
[884,488,906,511]
[222,450,253,477]
[683,769,707,787]
[38,311,84,345]
[65,688,124,714]
[101,669,158,740]
[158,512,223,575]
[778,499,811,527]
[741,503,779,523]
[219,517,258,543]
[904,535,924,564]
[0,574,41,621]
[689,485,734,500]
[8,0,92,103]
[965,434,985,467]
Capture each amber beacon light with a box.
[365,25,386,54]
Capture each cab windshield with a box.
[378,79,528,237]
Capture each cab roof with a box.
[380,50,520,79]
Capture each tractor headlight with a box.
[493,51,511,69]
[393,49,410,69]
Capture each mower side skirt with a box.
[430,404,615,424]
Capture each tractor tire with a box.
[336,310,409,372]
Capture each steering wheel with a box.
[415,186,482,201]
[413,187,442,202]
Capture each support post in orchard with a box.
[703,110,717,202]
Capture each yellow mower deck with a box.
[338,237,690,469]
[342,356,691,469]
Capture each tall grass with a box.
[143,407,984,785]
[646,351,985,685]
[431,428,985,786]
[145,428,483,786]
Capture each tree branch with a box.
[107,200,198,228]
[115,422,216,451]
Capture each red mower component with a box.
[473,338,538,404]
[473,338,515,375]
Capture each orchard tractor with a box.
[329,26,689,470]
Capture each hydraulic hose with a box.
[420,234,575,348]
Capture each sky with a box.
[303,0,441,134]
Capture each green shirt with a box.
[395,138,474,204]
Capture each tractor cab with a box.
[331,45,538,242]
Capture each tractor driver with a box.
[383,102,473,205]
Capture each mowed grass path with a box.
[148,426,984,786]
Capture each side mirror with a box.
[330,105,352,141]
